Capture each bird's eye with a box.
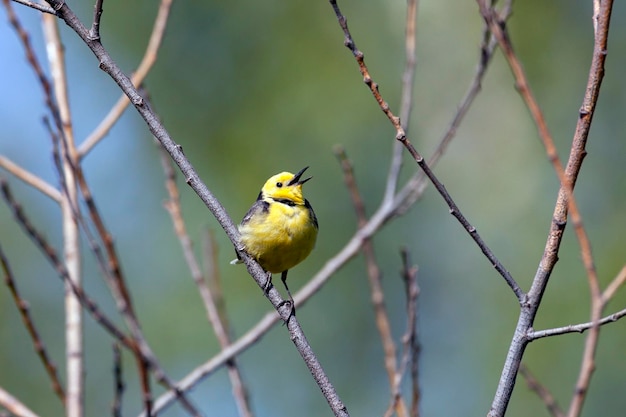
[276,182,283,188]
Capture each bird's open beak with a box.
[288,166,312,186]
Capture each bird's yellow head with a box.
[260,166,312,206]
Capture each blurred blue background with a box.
[1,0,625,416]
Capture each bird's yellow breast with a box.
[239,201,318,274]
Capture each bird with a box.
[232,166,318,315]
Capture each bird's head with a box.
[260,166,312,205]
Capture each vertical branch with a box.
[565,5,613,417]
[383,0,418,203]
[329,0,523,301]
[112,344,125,417]
[41,14,83,417]
[159,146,253,417]
[484,1,614,416]
[335,147,408,417]
[399,249,420,417]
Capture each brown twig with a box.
[601,265,626,303]
[483,1,615,415]
[2,175,201,416]
[0,0,61,201]
[0,179,132,347]
[112,344,125,417]
[328,0,523,301]
[399,249,420,417]
[0,244,66,404]
[159,145,253,417]
[394,2,512,216]
[519,364,564,417]
[335,147,408,417]
[383,249,420,417]
[383,0,418,203]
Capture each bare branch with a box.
[602,265,626,303]
[519,364,564,417]
[112,344,124,417]
[10,0,55,14]
[335,147,408,417]
[482,0,615,415]
[0,387,39,417]
[0,179,133,349]
[400,249,420,417]
[0,244,66,404]
[88,0,104,41]
[0,157,61,202]
[159,145,253,417]
[383,0,418,203]
[328,0,523,301]
[528,308,626,341]
[38,1,347,415]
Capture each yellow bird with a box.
[233,167,318,311]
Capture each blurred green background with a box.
[1,0,625,416]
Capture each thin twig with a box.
[384,249,420,417]
[1,0,62,203]
[528,308,626,340]
[602,265,626,303]
[3,171,200,416]
[11,0,55,14]
[335,147,408,417]
[0,157,61,202]
[159,145,253,417]
[0,244,66,404]
[112,344,124,417]
[395,2,511,216]
[40,1,348,415]
[0,179,133,348]
[478,0,601,327]
[2,0,63,133]
[400,249,420,417]
[0,387,39,417]
[383,0,418,203]
[484,1,614,415]
[519,364,564,417]
[328,0,523,301]
[88,0,104,41]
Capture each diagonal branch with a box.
[328,0,523,301]
[41,1,348,415]
[0,244,66,404]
